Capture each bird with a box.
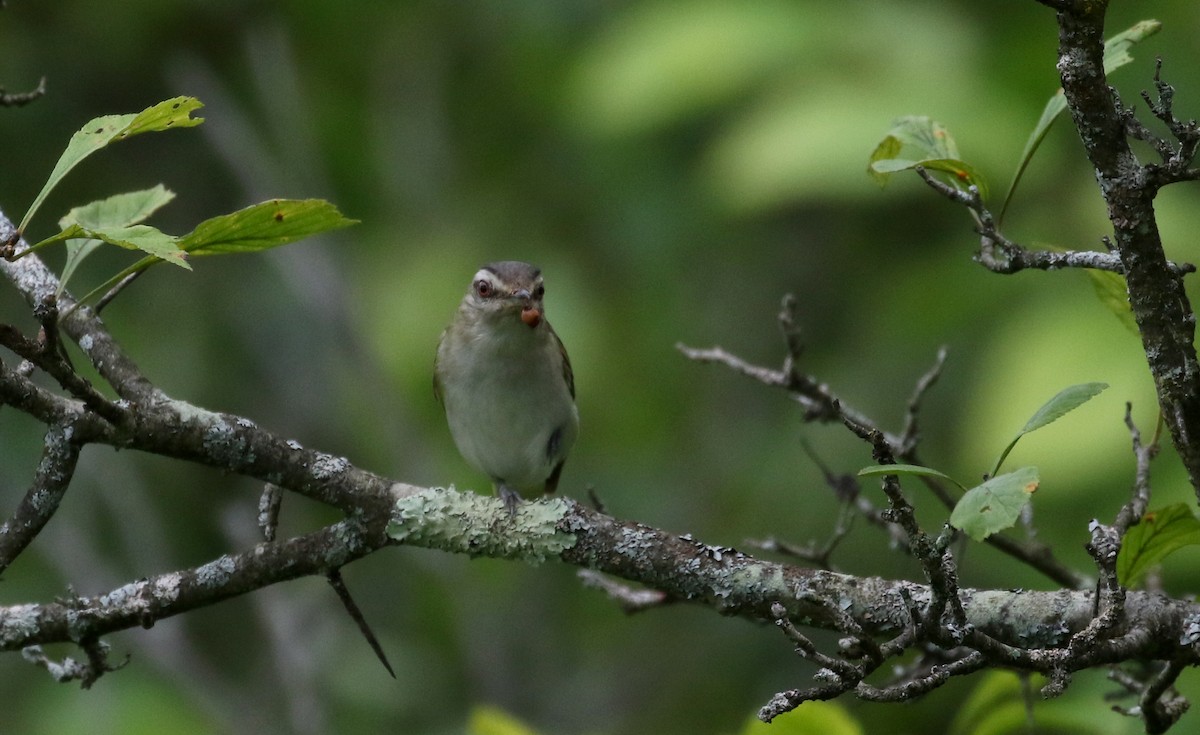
[434,261,578,510]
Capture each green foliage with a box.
[737,701,862,735]
[32,223,190,270]
[990,382,1109,478]
[860,383,1105,542]
[857,463,966,491]
[180,199,356,255]
[949,670,1110,735]
[950,466,1040,542]
[867,116,988,200]
[1085,269,1138,335]
[1117,503,1200,587]
[998,20,1160,224]
[57,186,177,291]
[19,97,203,234]
[14,97,356,311]
[467,705,541,735]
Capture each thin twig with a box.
[326,569,395,678]
[577,570,671,613]
[0,426,81,573]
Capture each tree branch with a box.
[0,425,81,574]
[1050,2,1200,501]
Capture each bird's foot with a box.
[497,484,522,515]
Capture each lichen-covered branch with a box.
[1049,1,1200,500]
[0,425,81,573]
[0,515,385,651]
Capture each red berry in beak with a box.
[521,307,542,327]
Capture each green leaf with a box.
[948,670,1026,735]
[30,224,190,270]
[858,463,966,491]
[990,382,1108,476]
[1103,20,1162,76]
[57,186,177,290]
[180,199,358,255]
[60,185,176,231]
[1085,269,1138,335]
[466,706,541,735]
[19,97,203,233]
[866,134,902,187]
[118,96,205,138]
[867,116,988,200]
[1117,503,1200,587]
[71,198,356,311]
[998,20,1159,224]
[58,239,105,294]
[950,466,1040,542]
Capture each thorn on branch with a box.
[326,568,395,679]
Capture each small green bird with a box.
[434,261,578,509]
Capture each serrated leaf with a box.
[19,97,203,233]
[990,382,1108,476]
[858,463,966,491]
[180,199,357,255]
[1116,503,1200,587]
[31,224,189,270]
[950,467,1039,542]
[998,20,1159,224]
[57,186,178,291]
[867,116,987,199]
[1103,20,1162,76]
[1020,382,1109,434]
[59,185,176,231]
[1085,269,1138,335]
[69,199,355,312]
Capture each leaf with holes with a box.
[1117,504,1200,587]
[19,98,202,233]
[950,467,1039,542]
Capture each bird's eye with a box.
[533,284,545,299]
[475,279,494,298]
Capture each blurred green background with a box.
[2,1,1200,733]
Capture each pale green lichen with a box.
[388,488,576,564]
